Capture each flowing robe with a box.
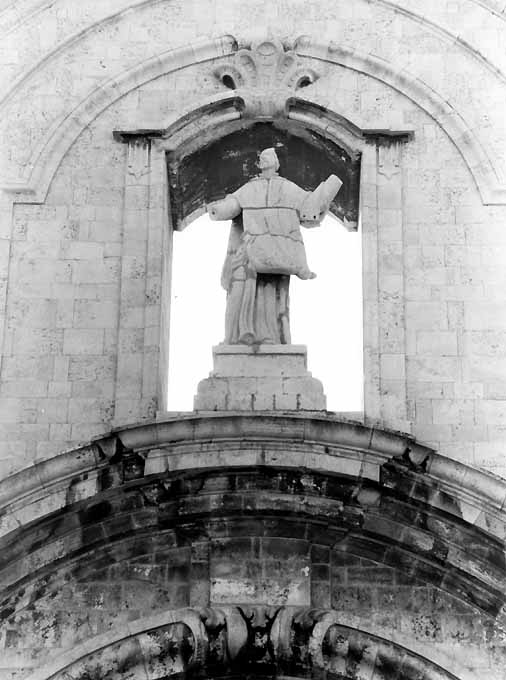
[209,173,342,344]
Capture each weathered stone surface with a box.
[194,345,326,410]
[0,7,505,474]
[0,414,503,676]
[0,417,504,677]
[2,2,506,678]
[207,146,341,345]
[16,605,463,680]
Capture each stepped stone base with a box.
[194,344,326,411]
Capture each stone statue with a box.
[208,148,342,345]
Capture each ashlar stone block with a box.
[212,346,308,378]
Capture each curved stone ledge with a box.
[0,415,505,677]
[1,413,505,529]
[0,413,504,621]
[1,464,504,615]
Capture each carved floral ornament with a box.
[36,606,456,680]
[213,37,320,119]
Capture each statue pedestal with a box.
[194,344,327,411]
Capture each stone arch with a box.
[1,35,238,201]
[295,37,504,204]
[159,103,363,231]
[1,415,504,679]
[22,608,207,680]
[23,606,462,680]
[2,33,504,206]
[2,0,504,116]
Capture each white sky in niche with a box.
[166,212,363,412]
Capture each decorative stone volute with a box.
[213,37,319,118]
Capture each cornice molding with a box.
[1,413,505,539]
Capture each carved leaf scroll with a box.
[214,37,320,119]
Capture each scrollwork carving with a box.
[196,606,456,680]
[213,38,320,119]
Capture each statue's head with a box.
[258,147,280,172]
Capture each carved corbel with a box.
[198,606,281,672]
[199,607,229,667]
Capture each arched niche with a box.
[114,91,409,421]
[153,100,365,412]
[166,116,361,231]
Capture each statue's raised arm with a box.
[206,148,342,345]
[300,175,343,226]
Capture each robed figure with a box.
[208,148,342,345]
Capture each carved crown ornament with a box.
[213,37,320,119]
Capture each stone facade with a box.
[1,1,506,477]
[1,415,506,679]
[1,2,506,679]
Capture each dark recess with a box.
[167,121,361,230]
